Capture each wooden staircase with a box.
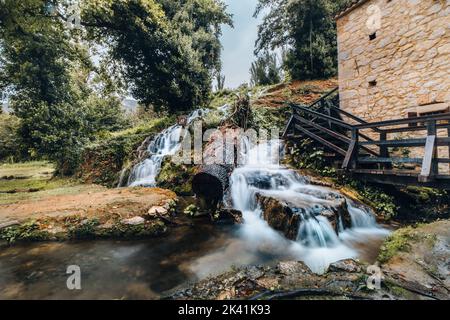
[283,88,450,190]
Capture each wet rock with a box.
[277,261,312,275]
[0,220,20,230]
[121,216,145,226]
[214,209,243,224]
[256,194,302,240]
[328,259,362,273]
[330,199,352,234]
[256,193,353,239]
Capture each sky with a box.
[220,0,263,89]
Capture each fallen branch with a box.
[249,288,372,301]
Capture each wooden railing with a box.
[284,90,450,185]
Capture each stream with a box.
[0,111,391,299]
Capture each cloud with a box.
[220,0,262,89]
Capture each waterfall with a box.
[228,138,389,273]
[127,109,205,187]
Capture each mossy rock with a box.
[157,157,196,196]
[377,226,437,264]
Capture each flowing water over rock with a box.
[127,110,205,187]
[227,139,390,273]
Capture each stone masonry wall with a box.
[337,0,449,168]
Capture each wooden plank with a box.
[359,137,450,147]
[383,123,449,133]
[293,124,347,156]
[292,105,353,129]
[282,114,294,138]
[342,129,359,170]
[355,112,450,130]
[360,138,427,147]
[293,114,351,144]
[358,157,423,164]
[419,135,437,182]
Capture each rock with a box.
[147,206,168,217]
[121,216,145,226]
[0,220,20,230]
[256,194,302,240]
[328,259,362,273]
[277,261,312,275]
[214,209,243,224]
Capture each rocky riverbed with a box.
[170,220,449,300]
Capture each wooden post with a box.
[379,131,392,169]
[342,128,359,170]
[419,121,438,183]
[447,125,450,172]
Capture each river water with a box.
[0,116,390,299]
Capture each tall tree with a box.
[254,0,348,80]
[81,0,232,112]
[250,52,282,87]
[0,0,127,173]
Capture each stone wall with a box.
[336,0,449,167]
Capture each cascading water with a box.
[228,138,390,273]
[127,110,205,187]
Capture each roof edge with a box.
[335,0,372,20]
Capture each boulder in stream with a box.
[255,193,353,240]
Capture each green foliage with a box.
[255,0,349,79]
[157,158,196,195]
[378,226,437,263]
[0,221,49,243]
[346,180,398,220]
[82,0,232,112]
[0,114,25,162]
[68,218,101,240]
[0,1,130,175]
[250,52,282,87]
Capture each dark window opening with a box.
[369,33,377,40]
[369,80,377,87]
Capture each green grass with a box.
[0,161,101,205]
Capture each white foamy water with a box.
[226,138,390,274]
[127,110,205,187]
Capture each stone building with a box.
[336,0,449,122]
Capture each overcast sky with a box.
[220,0,262,89]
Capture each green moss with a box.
[67,218,101,240]
[378,226,437,264]
[157,158,195,196]
[78,116,175,187]
[0,217,168,244]
[0,221,52,243]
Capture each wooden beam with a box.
[342,129,359,170]
[282,114,294,138]
[293,115,351,144]
[293,124,347,156]
[419,134,437,183]
[358,157,423,164]
[355,113,450,130]
[292,105,353,129]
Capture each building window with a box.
[407,104,450,127]
[369,33,377,40]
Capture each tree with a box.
[216,73,225,91]
[0,0,127,174]
[250,52,282,87]
[254,0,348,80]
[81,0,232,112]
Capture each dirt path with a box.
[0,187,176,224]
